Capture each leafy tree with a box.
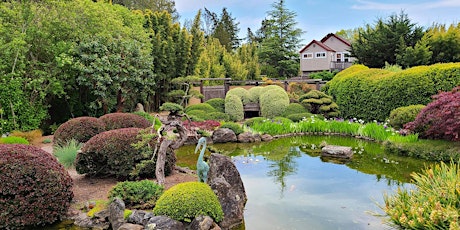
[236,43,261,80]
[113,0,179,21]
[425,23,460,64]
[350,11,424,68]
[203,7,240,51]
[335,28,359,43]
[257,0,303,78]
[186,10,204,76]
[405,86,460,141]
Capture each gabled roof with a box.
[299,40,335,53]
[321,33,351,46]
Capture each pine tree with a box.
[258,0,303,78]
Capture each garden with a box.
[1,62,460,229]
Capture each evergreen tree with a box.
[186,10,204,76]
[350,11,424,68]
[113,0,179,21]
[257,0,303,78]
[203,7,240,51]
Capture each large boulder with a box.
[237,132,261,143]
[108,198,126,230]
[207,153,247,230]
[321,145,353,159]
[212,128,237,143]
[189,215,220,230]
[145,216,185,230]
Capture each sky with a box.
[175,0,460,47]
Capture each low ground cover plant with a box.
[108,180,164,209]
[0,144,73,229]
[153,182,223,223]
[0,136,29,144]
[9,129,43,143]
[383,161,460,229]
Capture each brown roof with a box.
[320,33,351,46]
[299,40,335,53]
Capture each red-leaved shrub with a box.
[99,113,152,131]
[75,128,175,179]
[0,144,73,229]
[405,86,460,141]
[53,116,105,146]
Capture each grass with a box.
[382,161,460,229]
[53,139,82,168]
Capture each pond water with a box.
[176,135,433,230]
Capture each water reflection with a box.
[176,135,431,229]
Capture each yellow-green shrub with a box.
[226,88,251,104]
[0,136,29,144]
[225,94,244,121]
[260,85,290,118]
[248,86,265,103]
[205,98,225,113]
[153,182,224,223]
[388,104,425,129]
[325,63,460,121]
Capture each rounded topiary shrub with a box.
[389,104,425,129]
[299,90,340,118]
[153,182,224,223]
[186,110,208,121]
[260,85,290,118]
[286,112,313,122]
[99,113,151,131]
[207,112,230,121]
[76,128,175,179]
[227,87,251,104]
[205,98,225,113]
[185,103,217,114]
[248,86,265,103]
[0,144,73,229]
[225,94,244,122]
[53,116,105,146]
[108,180,164,209]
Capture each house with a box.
[299,33,355,76]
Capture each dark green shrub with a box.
[286,113,314,122]
[281,103,308,117]
[207,112,230,121]
[0,144,73,229]
[309,70,339,81]
[388,104,425,129]
[226,87,251,104]
[159,102,184,114]
[153,182,224,222]
[185,103,217,114]
[205,98,225,113]
[99,113,151,131]
[0,136,29,144]
[299,90,340,118]
[75,128,175,179]
[260,85,290,118]
[54,116,105,146]
[221,122,244,135]
[186,110,209,121]
[243,117,266,127]
[108,180,164,209]
[325,63,460,121]
[225,94,244,121]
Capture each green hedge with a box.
[185,103,217,114]
[324,63,460,121]
[226,87,251,104]
[281,103,308,117]
[388,104,425,129]
[205,98,225,113]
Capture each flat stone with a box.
[321,145,353,159]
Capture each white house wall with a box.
[300,44,332,72]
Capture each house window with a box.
[344,52,351,62]
[315,52,326,58]
[302,53,313,59]
[336,53,342,62]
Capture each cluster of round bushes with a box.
[0,144,73,228]
[185,99,229,121]
[76,128,176,179]
[324,63,460,121]
[54,113,151,145]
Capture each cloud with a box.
[351,0,460,11]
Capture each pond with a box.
[176,135,433,230]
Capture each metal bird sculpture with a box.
[195,137,210,183]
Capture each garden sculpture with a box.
[195,137,210,183]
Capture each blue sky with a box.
[175,0,460,47]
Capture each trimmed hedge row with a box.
[324,63,460,121]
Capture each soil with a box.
[33,135,197,211]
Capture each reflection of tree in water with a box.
[266,146,302,196]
